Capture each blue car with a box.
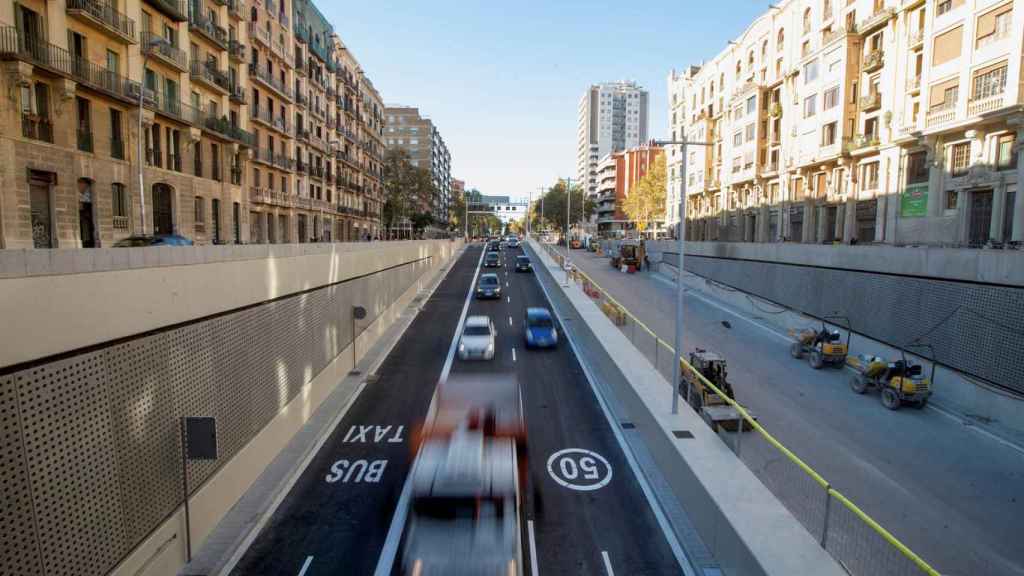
[113,234,195,247]
[523,307,558,349]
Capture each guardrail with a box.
[536,240,941,576]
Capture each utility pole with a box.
[564,177,572,284]
[464,188,468,240]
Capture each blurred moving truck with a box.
[400,374,527,575]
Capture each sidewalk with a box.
[552,245,1024,576]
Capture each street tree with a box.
[621,155,667,234]
[530,180,593,233]
[448,187,466,232]
[382,148,436,231]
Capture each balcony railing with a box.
[926,103,957,127]
[247,22,269,48]
[859,8,893,33]
[844,134,879,152]
[145,0,187,21]
[822,26,848,46]
[907,28,924,48]
[228,39,245,61]
[142,32,187,71]
[229,82,246,103]
[21,114,53,142]
[248,63,292,100]
[862,49,883,72]
[202,113,255,147]
[146,90,202,126]
[968,93,1006,117]
[906,75,920,93]
[227,0,244,19]
[67,0,137,43]
[190,60,231,92]
[859,92,881,111]
[976,27,1011,50]
[250,105,290,134]
[189,11,228,49]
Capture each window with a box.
[746,95,756,115]
[804,94,817,117]
[823,86,839,109]
[803,8,812,34]
[864,117,878,141]
[777,28,785,51]
[822,122,837,145]
[194,139,203,176]
[950,142,970,176]
[733,131,743,146]
[194,196,206,232]
[861,162,879,190]
[945,190,958,210]
[937,0,953,16]
[972,64,1007,100]
[76,97,92,152]
[112,183,129,230]
[745,124,755,142]
[932,26,963,67]
[996,133,1016,170]
[803,60,818,83]
[907,151,929,184]
[211,143,221,181]
[110,108,124,159]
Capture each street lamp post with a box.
[563,177,573,284]
[654,139,712,414]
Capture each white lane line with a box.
[528,520,540,576]
[508,316,513,327]
[526,242,697,576]
[373,247,486,576]
[507,296,511,303]
[512,347,517,363]
[297,556,313,576]
[601,551,614,576]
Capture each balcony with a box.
[248,63,292,100]
[822,26,849,47]
[248,22,270,48]
[189,11,228,49]
[227,0,244,20]
[844,134,879,153]
[859,8,893,34]
[202,113,255,147]
[310,165,324,179]
[906,75,920,94]
[862,49,883,72]
[977,27,1011,50]
[190,60,231,93]
[295,91,308,107]
[250,106,290,135]
[926,103,957,128]
[310,133,327,151]
[229,82,246,104]
[144,0,187,21]
[295,127,309,141]
[142,32,187,71]
[145,90,201,125]
[228,39,245,62]
[968,93,1007,117]
[21,114,53,143]
[859,92,881,111]
[250,186,295,208]
[907,28,924,49]
[270,38,290,61]
[67,0,137,43]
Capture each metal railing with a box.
[142,31,187,70]
[536,241,942,576]
[190,60,231,92]
[248,63,292,100]
[228,39,245,61]
[67,0,136,41]
[145,0,187,21]
[189,11,228,48]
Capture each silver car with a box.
[458,315,496,360]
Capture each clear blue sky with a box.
[319,1,769,200]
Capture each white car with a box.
[458,315,496,360]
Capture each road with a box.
[556,245,1024,576]
[229,244,684,575]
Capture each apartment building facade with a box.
[596,144,664,237]
[668,0,1023,247]
[0,0,383,249]
[384,105,452,224]
[576,81,650,198]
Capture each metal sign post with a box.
[180,416,217,563]
[352,305,367,373]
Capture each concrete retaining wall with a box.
[0,240,462,576]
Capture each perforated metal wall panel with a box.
[684,255,1024,393]
[0,256,433,576]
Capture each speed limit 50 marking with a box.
[546,448,613,491]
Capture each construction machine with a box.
[846,344,934,410]
[610,240,645,270]
[788,315,851,369]
[679,349,754,432]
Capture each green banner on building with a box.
[901,184,928,218]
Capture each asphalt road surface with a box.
[559,245,1024,576]
[231,243,684,575]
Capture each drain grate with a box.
[672,430,694,439]
[621,422,635,429]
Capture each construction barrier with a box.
[537,241,941,576]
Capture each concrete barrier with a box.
[527,239,845,576]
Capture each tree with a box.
[530,180,593,233]
[621,155,667,234]
[382,148,436,231]
[448,187,466,232]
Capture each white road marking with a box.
[298,556,313,576]
[601,551,614,576]
[512,347,517,362]
[526,241,697,576]
[528,520,540,576]
[508,316,513,327]
[373,247,486,576]
[507,296,511,303]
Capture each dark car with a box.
[484,252,501,267]
[514,255,532,272]
[475,273,502,299]
[487,241,501,252]
[523,307,558,349]
[113,234,194,247]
